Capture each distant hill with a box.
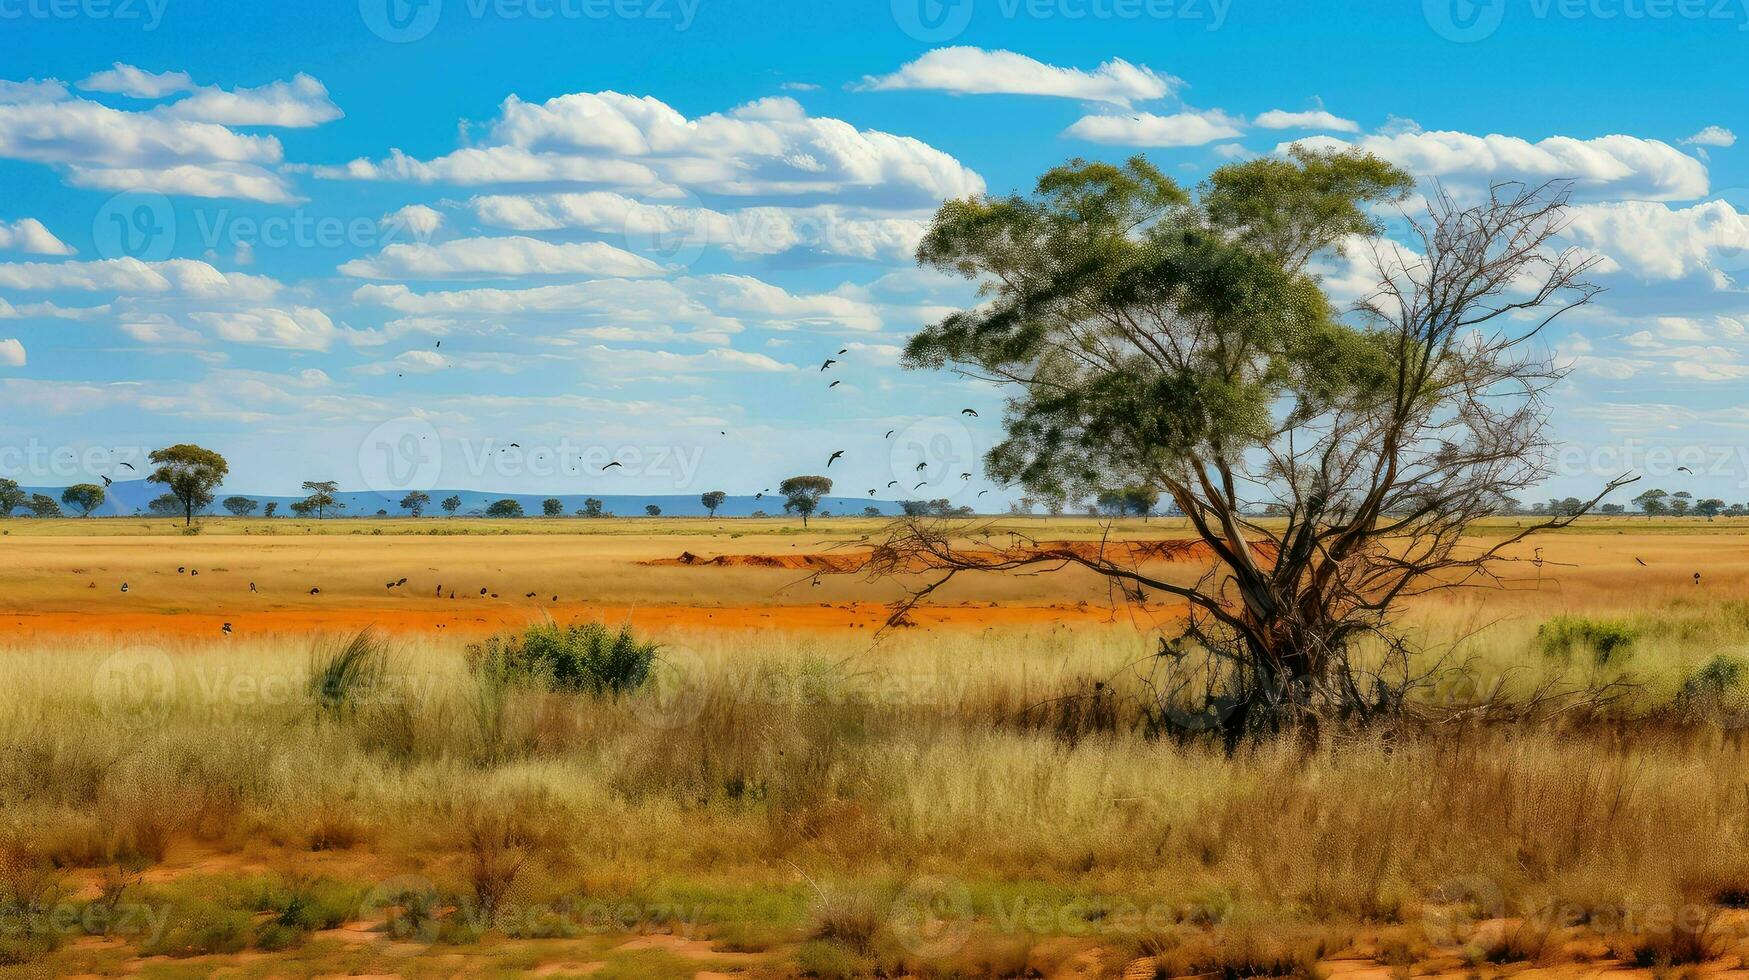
[10,481,931,518]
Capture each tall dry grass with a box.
[1,604,1749,967]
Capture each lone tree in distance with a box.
[701,490,726,518]
[441,494,461,515]
[780,475,832,528]
[221,496,259,517]
[299,481,342,519]
[0,478,25,517]
[61,483,105,517]
[400,491,431,516]
[877,150,1630,738]
[543,498,564,517]
[486,498,524,518]
[147,444,229,526]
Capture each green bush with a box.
[308,629,391,715]
[1678,654,1749,722]
[1535,615,1638,666]
[467,621,658,696]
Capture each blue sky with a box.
[2,0,1747,506]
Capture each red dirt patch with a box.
[646,538,1259,573]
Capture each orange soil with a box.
[0,599,1178,640]
[644,537,1259,572]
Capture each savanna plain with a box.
[3,515,1749,979]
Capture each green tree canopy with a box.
[400,491,431,516]
[147,444,229,526]
[61,484,105,517]
[701,490,727,517]
[298,480,342,519]
[222,496,259,517]
[0,478,24,517]
[486,498,524,518]
[542,497,563,517]
[779,475,832,527]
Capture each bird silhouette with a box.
[120,582,129,593]
[249,582,257,592]
[959,472,972,479]
[828,451,845,466]
[820,358,837,371]
[1634,557,1647,566]
[435,340,442,348]
[754,492,764,499]
[868,489,876,496]
[177,566,185,574]
[885,429,894,438]
[602,461,623,470]
[119,463,134,471]
[524,592,536,598]
[1678,465,1693,474]
[961,408,978,417]
[221,623,232,635]
[101,475,113,487]
[480,587,488,596]
[978,490,989,496]
[309,587,321,595]
[887,481,898,488]
[914,462,927,472]
[913,481,927,490]
[836,348,848,355]
[828,380,841,388]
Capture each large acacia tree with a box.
[879,150,1628,735]
[147,444,228,526]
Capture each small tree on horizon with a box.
[28,493,61,517]
[581,497,604,518]
[400,491,431,516]
[779,475,832,528]
[486,498,524,518]
[441,494,461,515]
[148,493,182,517]
[62,484,105,517]
[543,498,563,517]
[263,501,278,518]
[299,481,342,519]
[147,444,229,526]
[221,496,259,517]
[645,504,661,517]
[701,490,727,518]
[0,478,25,517]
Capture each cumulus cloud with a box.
[78,64,196,98]
[0,219,74,255]
[1562,200,1749,280]
[382,204,443,241]
[338,236,665,280]
[1252,108,1359,132]
[469,191,928,261]
[1682,126,1736,148]
[857,48,1175,106]
[0,338,23,366]
[0,71,340,202]
[1064,109,1244,147]
[316,91,983,207]
[188,306,340,350]
[0,258,281,300]
[1282,131,1709,201]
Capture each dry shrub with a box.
[1146,927,1335,980]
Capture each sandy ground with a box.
[0,519,1744,641]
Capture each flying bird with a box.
[602,461,623,470]
[828,451,845,466]
[101,475,113,487]
[914,481,927,490]
[885,430,894,438]
[959,472,972,480]
[1634,557,1647,567]
[868,489,877,496]
[1678,466,1694,474]
[961,409,978,417]
[887,481,898,488]
[914,462,927,472]
[754,492,764,499]
[177,566,185,574]
[978,490,989,497]
[828,380,841,388]
[820,358,837,371]
[435,340,441,348]
[119,463,134,471]
[836,348,848,355]
[525,592,536,598]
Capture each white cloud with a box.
[1682,126,1736,148]
[188,306,340,350]
[0,79,70,104]
[0,257,281,300]
[317,91,983,207]
[160,74,342,128]
[0,338,23,366]
[382,204,443,241]
[1283,131,1709,201]
[0,218,74,255]
[77,64,196,99]
[469,191,928,260]
[1562,200,1749,280]
[857,48,1175,106]
[338,236,665,279]
[1252,108,1359,133]
[1063,109,1244,147]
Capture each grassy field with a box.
[1,517,1748,977]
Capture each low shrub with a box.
[1535,615,1638,666]
[467,621,657,696]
